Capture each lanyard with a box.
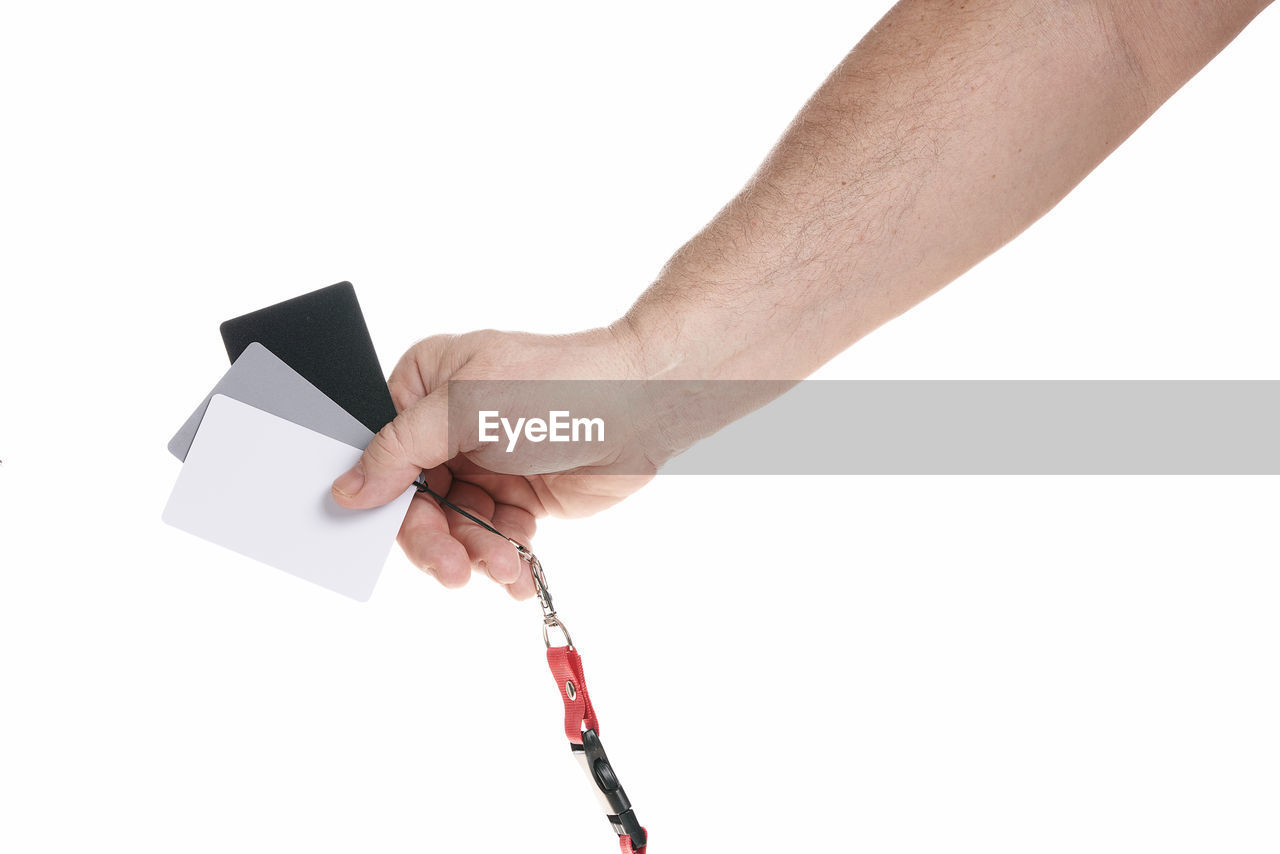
[415,477,649,853]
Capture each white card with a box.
[162,394,412,601]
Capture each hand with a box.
[330,325,656,598]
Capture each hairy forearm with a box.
[616,0,1267,455]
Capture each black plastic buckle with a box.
[571,729,645,850]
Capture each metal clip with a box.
[572,729,646,851]
[524,552,575,648]
[520,548,554,617]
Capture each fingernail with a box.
[333,462,365,497]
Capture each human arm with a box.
[333,0,1273,594]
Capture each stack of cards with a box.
[162,282,413,601]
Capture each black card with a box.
[219,282,398,433]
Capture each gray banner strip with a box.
[662,381,1280,474]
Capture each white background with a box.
[1,2,1277,852]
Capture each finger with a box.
[505,567,536,601]
[490,502,537,550]
[332,388,453,510]
[447,458,547,516]
[398,490,472,588]
[489,503,537,600]
[442,481,524,585]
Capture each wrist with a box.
[610,285,796,467]
[610,287,686,382]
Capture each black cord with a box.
[413,476,522,547]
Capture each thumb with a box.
[331,388,452,509]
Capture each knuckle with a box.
[367,419,413,469]
[386,376,414,413]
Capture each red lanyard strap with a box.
[415,477,649,852]
[546,644,598,742]
[548,645,648,853]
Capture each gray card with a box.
[168,342,375,461]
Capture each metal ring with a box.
[542,616,574,649]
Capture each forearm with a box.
[617,0,1268,455]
